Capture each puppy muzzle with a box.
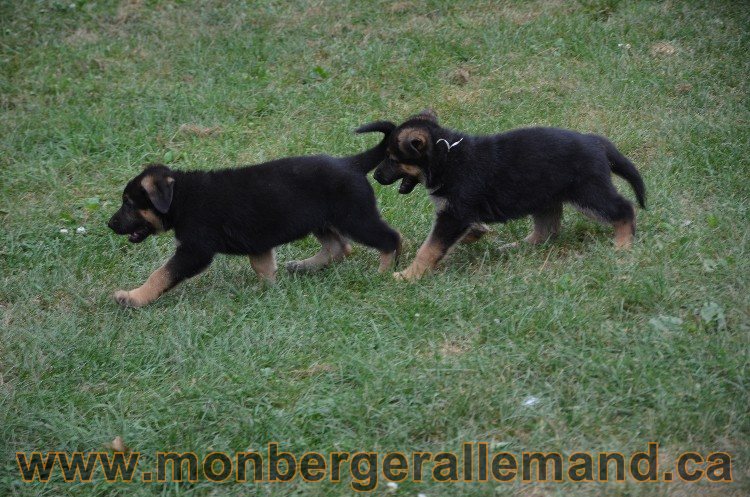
[373,165,401,186]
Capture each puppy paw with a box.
[393,270,419,282]
[114,290,142,308]
[499,241,520,251]
[285,261,303,273]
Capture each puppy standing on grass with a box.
[107,122,400,307]
[373,110,646,281]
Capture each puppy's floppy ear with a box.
[141,171,175,214]
[399,128,429,154]
[355,121,396,135]
[409,135,426,152]
[415,108,438,123]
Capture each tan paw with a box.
[114,290,143,308]
[614,239,633,250]
[393,269,420,282]
[499,241,521,251]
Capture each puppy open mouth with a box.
[374,169,419,194]
[128,226,152,243]
[398,177,418,194]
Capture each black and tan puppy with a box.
[373,110,646,281]
[107,122,400,307]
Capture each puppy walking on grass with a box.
[373,110,646,281]
[107,122,400,307]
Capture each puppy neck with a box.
[428,131,466,188]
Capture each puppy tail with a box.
[348,121,397,174]
[603,139,646,208]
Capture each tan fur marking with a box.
[114,264,171,308]
[138,209,164,232]
[614,219,634,250]
[249,250,277,283]
[400,164,422,177]
[394,237,444,281]
[378,234,402,273]
[461,223,490,244]
[140,175,156,195]
[525,207,562,245]
[141,175,173,213]
[398,128,429,153]
[571,203,606,222]
[286,232,351,273]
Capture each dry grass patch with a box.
[178,124,222,137]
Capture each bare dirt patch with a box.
[651,41,677,56]
[65,28,99,46]
[440,338,471,357]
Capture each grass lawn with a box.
[1,0,748,495]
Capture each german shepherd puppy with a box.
[107,122,399,307]
[373,110,646,281]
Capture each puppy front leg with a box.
[394,214,469,282]
[115,247,214,308]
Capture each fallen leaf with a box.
[106,435,130,452]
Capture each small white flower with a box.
[76,226,87,234]
[59,228,69,234]
[493,318,500,324]
[418,494,428,497]
[522,396,540,407]
[617,43,631,49]
[386,481,398,490]
[414,313,421,317]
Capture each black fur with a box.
[108,122,399,305]
[373,110,646,277]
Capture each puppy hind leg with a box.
[334,215,401,273]
[285,230,349,274]
[250,249,277,283]
[461,223,491,244]
[329,228,353,258]
[613,217,636,250]
[525,204,563,244]
[572,189,635,250]
[378,232,402,273]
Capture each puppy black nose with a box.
[107,217,118,230]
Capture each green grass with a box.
[1,0,749,495]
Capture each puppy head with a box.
[373,109,440,194]
[107,164,175,243]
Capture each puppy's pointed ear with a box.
[141,173,175,214]
[416,108,438,123]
